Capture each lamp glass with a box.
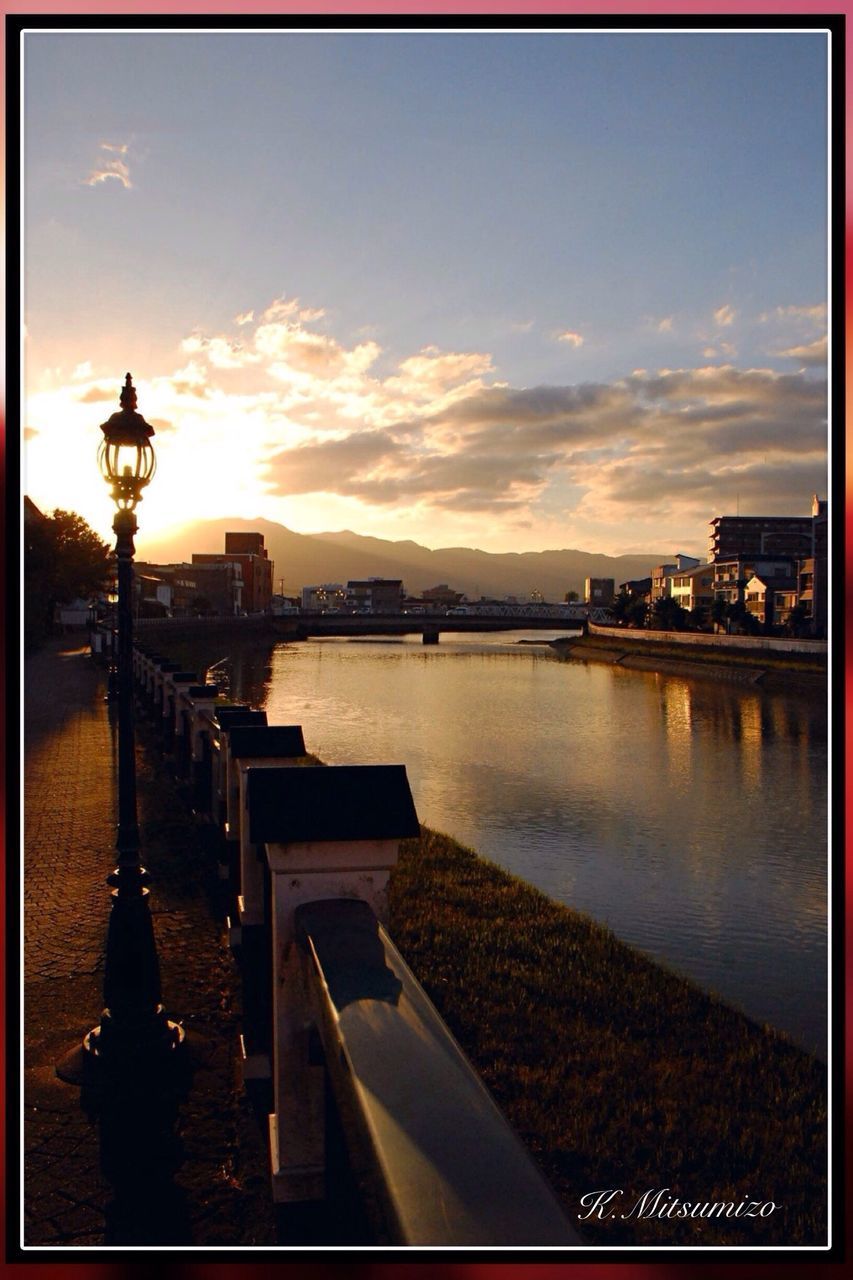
[98,438,156,512]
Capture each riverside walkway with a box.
[22,637,276,1248]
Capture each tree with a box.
[610,589,632,625]
[627,598,648,629]
[724,600,760,636]
[786,602,810,638]
[710,597,728,633]
[25,508,110,649]
[651,595,688,632]
[50,510,111,602]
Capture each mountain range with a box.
[138,517,669,602]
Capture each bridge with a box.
[271,607,609,643]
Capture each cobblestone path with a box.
[22,639,275,1249]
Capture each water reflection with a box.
[178,630,828,1056]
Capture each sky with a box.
[21,25,830,557]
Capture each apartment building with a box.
[708,513,813,562]
[670,563,715,617]
[346,578,405,613]
[649,554,700,602]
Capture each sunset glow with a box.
[22,28,829,556]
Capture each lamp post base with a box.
[56,1015,186,1087]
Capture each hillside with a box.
[137,517,667,602]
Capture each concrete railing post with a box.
[162,672,198,754]
[185,690,220,814]
[214,709,267,835]
[245,764,419,1204]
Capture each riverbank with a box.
[389,829,827,1247]
[121,632,827,1247]
[549,632,827,691]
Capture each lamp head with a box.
[98,373,156,512]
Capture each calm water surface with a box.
[222,630,828,1056]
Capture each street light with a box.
[59,373,183,1080]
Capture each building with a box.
[745,573,798,630]
[584,577,615,606]
[617,577,652,599]
[420,584,465,610]
[708,513,814,563]
[192,531,273,613]
[135,560,244,617]
[712,556,795,608]
[302,583,347,612]
[271,594,300,615]
[670,563,715,618]
[649,554,700,602]
[346,578,405,613]
[795,495,828,637]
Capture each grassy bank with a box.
[388,828,826,1247]
[552,633,826,689]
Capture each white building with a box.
[301,583,347,612]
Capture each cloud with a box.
[384,347,493,402]
[77,383,119,403]
[775,335,827,366]
[704,342,737,359]
[261,296,301,322]
[182,333,260,369]
[556,330,584,348]
[85,141,132,189]
[774,304,826,322]
[103,292,822,539]
[258,342,825,523]
[235,311,254,326]
[713,305,737,327]
[657,317,674,333]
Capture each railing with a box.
[297,898,580,1244]
[119,632,582,1246]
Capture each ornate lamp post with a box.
[59,374,183,1081]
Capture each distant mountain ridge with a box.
[138,517,669,602]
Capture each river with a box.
[211,628,828,1057]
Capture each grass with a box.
[388,827,827,1247]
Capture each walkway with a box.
[22,637,276,1248]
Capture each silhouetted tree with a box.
[611,589,632,624]
[786,602,810,638]
[25,508,109,649]
[710,597,728,633]
[627,598,648,628]
[724,600,760,635]
[651,595,688,632]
